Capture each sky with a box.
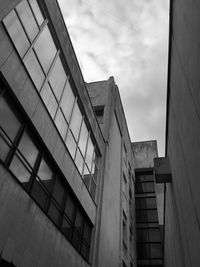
[58,0,169,156]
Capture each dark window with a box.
[48,200,61,225]
[0,97,21,141]
[52,178,65,206]
[37,158,53,191]
[65,194,76,221]
[136,197,157,210]
[62,216,73,240]
[31,177,49,210]
[72,210,83,250]
[94,106,104,124]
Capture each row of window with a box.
[0,89,92,261]
[3,0,98,200]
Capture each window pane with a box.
[65,131,77,159]
[85,136,94,171]
[18,131,39,168]
[48,201,61,225]
[0,97,21,141]
[65,195,75,221]
[70,102,82,141]
[60,81,75,122]
[83,223,92,244]
[49,57,67,101]
[3,10,30,57]
[23,50,45,90]
[62,216,73,240]
[0,133,10,161]
[9,155,31,184]
[81,242,90,260]
[34,26,57,73]
[72,210,83,250]
[150,244,162,258]
[40,83,58,118]
[54,109,68,139]
[31,177,48,209]
[78,121,88,156]
[52,178,65,206]
[37,158,53,191]
[16,0,39,42]
[90,178,96,200]
[29,0,44,26]
[75,149,84,175]
[83,166,90,189]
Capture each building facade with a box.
[164,0,200,266]
[0,1,137,266]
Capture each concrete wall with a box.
[98,113,122,267]
[165,0,200,266]
[0,165,90,267]
[132,140,158,169]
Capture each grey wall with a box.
[165,0,200,266]
[0,165,90,267]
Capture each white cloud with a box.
[58,0,169,156]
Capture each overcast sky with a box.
[58,0,169,156]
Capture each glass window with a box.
[28,0,44,26]
[52,178,65,206]
[31,177,48,209]
[54,109,68,139]
[0,97,21,141]
[34,26,57,73]
[9,155,31,184]
[62,216,73,240]
[40,83,58,118]
[48,200,61,225]
[60,81,75,122]
[18,131,39,168]
[65,195,75,221]
[49,57,67,101]
[37,158,53,191]
[136,197,157,210]
[150,244,162,258]
[85,136,94,171]
[23,49,45,90]
[78,121,88,156]
[83,166,90,189]
[0,132,10,161]
[90,178,96,200]
[3,10,30,57]
[16,0,39,42]
[75,148,84,174]
[70,102,82,141]
[72,210,83,250]
[65,131,77,159]
[81,243,90,260]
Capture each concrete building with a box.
[163,0,200,266]
[0,1,137,266]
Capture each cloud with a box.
[58,0,169,156]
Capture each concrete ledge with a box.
[154,157,172,183]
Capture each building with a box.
[162,0,200,266]
[0,1,137,266]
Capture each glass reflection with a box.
[70,102,82,141]
[23,50,45,90]
[40,83,58,118]
[75,149,84,174]
[0,133,10,161]
[9,155,31,184]
[37,158,53,190]
[78,121,88,156]
[49,57,66,101]
[3,10,30,57]
[65,131,76,159]
[60,81,75,122]
[55,109,68,139]
[65,195,75,221]
[18,131,39,167]
[28,0,44,26]
[52,178,65,206]
[16,0,39,42]
[0,97,21,141]
[85,136,94,171]
[34,26,57,73]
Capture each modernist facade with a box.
[0,1,138,266]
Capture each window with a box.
[3,0,98,201]
[94,105,104,124]
[0,89,93,261]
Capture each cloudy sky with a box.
[58,0,169,156]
